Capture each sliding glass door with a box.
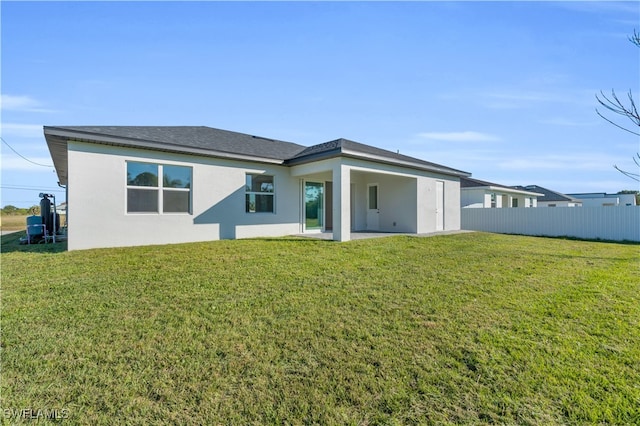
[305,182,324,230]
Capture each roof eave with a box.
[284,148,343,166]
[44,132,69,185]
[463,185,544,196]
[286,148,470,177]
[342,149,470,177]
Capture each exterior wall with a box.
[67,142,465,249]
[346,161,460,234]
[576,197,616,207]
[462,189,537,208]
[461,207,640,242]
[443,177,461,231]
[461,188,488,208]
[569,193,637,207]
[67,142,301,250]
[376,173,417,233]
[510,194,531,208]
[537,201,580,208]
[294,157,462,235]
[349,170,417,232]
[349,171,368,231]
[417,175,460,232]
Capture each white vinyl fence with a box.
[461,207,640,242]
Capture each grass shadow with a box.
[0,231,67,254]
[488,232,640,246]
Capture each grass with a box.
[0,214,67,232]
[0,215,30,232]
[1,233,639,425]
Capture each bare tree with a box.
[596,89,640,136]
[630,28,640,46]
[596,29,640,182]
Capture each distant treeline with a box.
[1,205,40,216]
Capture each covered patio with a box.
[292,159,421,242]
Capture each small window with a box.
[127,162,158,187]
[127,163,159,213]
[163,190,190,213]
[368,185,378,209]
[127,162,191,214]
[163,165,191,188]
[512,198,518,208]
[246,174,274,213]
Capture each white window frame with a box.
[126,161,192,215]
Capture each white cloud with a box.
[417,131,501,143]
[478,90,593,110]
[1,94,57,113]
[538,118,599,127]
[498,153,621,172]
[440,86,597,110]
[1,123,44,138]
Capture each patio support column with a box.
[333,162,351,242]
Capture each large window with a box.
[246,174,274,213]
[127,162,191,214]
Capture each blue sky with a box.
[2,1,639,207]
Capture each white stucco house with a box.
[44,126,470,250]
[567,192,637,207]
[513,185,582,207]
[461,177,541,208]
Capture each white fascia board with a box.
[484,186,544,197]
[340,149,470,178]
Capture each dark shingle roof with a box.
[512,185,581,203]
[287,138,469,176]
[460,176,504,188]
[45,126,307,161]
[461,177,544,196]
[44,126,470,183]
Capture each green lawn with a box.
[1,233,639,425]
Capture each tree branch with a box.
[596,90,640,135]
[597,30,640,181]
[614,165,640,182]
[629,29,640,47]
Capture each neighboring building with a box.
[44,126,470,250]
[461,177,542,208]
[56,201,67,215]
[513,185,582,207]
[567,192,637,207]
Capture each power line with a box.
[1,185,65,192]
[0,136,54,167]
